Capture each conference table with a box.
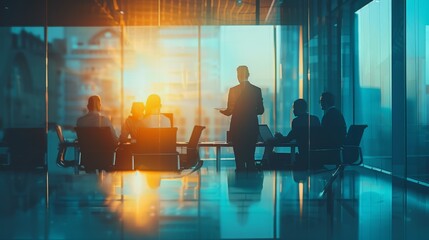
[68,140,297,172]
[177,141,297,171]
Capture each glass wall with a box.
[276,26,302,134]
[355,0,392,171]
[122,26,278,142]
[0,27,48,170]
[41,25,301,163]
[406,0,429,183]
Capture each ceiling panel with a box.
[1,0,298,27]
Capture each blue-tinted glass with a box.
[406,0,429,183]
[355,0,392,171]
[0,27,47,170]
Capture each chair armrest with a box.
[133,152,179,156]
[342,145,360,149]
[309,147,342,152]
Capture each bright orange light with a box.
[102,172,161,233]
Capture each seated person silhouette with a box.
[261,99,320,170]
[313,91,346,168]
[143,94,171,128]
[319,92,346,148]
[76,95,118,143]
[131,94,176,171]
[76,95,118,172]
[116,102,145,170]
[119,102,145,143]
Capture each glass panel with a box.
[59,27,122,130]
[124,26,199,142]
[47,27,121,173]
[355,0,392,171]
[276,25,301,135]
[406,0,429,183]
[122,25,276,161]
[0,27,47,170]
[0,26,48,238]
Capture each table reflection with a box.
[99,171,201,236]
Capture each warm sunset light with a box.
[4,0,426,238]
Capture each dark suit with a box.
[321,106,346,147]
[223,81,264,170]
[262,114,320,169]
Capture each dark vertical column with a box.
[391,0,406,179]
[391,0,407,239]
[256,0,260,25]
[351,7,357,124]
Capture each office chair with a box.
[319,125,368,198]
[179,125,205,169]
[341,124,368,166]
[132,127,179,171]
[55,124,78,171]
[75,127,117,173]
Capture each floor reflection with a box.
[0,164,429,239]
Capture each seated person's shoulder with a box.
[76,114,90,126]
[310,115,321,126]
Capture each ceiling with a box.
[1,0,306,27]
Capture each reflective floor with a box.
[0,161,428,240]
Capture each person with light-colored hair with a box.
[119,102,145,142]
[76,95,118,142]
[143,94,171,128]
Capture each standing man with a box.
[220,66,264,172]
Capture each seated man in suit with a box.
[143,94,171,128]
[310,91,346,168]
[261,99,320,169]
[76,95,118,144]
[319,92,347,148]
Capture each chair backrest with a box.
[342,125,368,165]
[134,127,177,154]
[3,128,47,169]
[188,126,205,149]
[182,126,206,168]
[344,125,368,146]
[75,127,117,171]
[75,127,117,152]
